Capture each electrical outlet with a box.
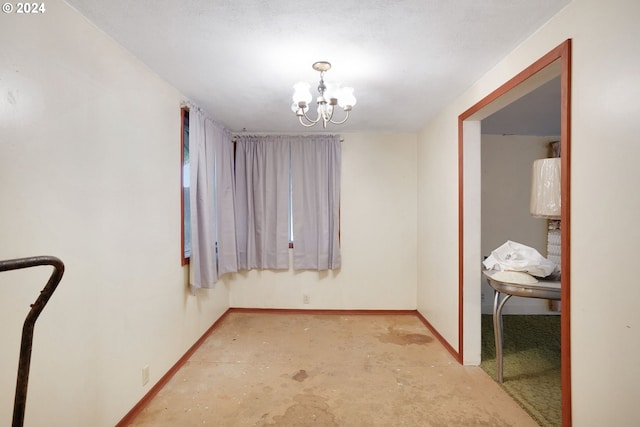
[481,292,485,303]
[142,365,150,386]
[303,294,310,304]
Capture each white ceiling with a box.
[64,0,570,134]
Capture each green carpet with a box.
[480,314,561,427]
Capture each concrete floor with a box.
[127,312,538,426]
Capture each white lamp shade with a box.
[530,158,561,219]
[292,82,312,105]
[337,87,356,108]
[323,82,340,100]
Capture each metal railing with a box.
[0,256,65,427]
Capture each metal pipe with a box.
[0,256,65,427]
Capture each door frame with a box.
[457,39,572,426]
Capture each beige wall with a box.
[417,0,640,424]
[416,108,460,348]
[0,1,230,425]
[229,133,418,309]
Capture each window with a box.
[234,135,341,270]
[181,107,190,265]
[183,125,340,275]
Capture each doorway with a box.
[457,40,572,426]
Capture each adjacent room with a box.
[479,75,563,426]
[1,0,639,426]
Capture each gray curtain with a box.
[189,107,237,290]
[189,109,217,288]
[212,122,238,276]
[291,135,341,270]
[235,135,290,270]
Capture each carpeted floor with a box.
[126,312,539,426]
[480,314,561,427]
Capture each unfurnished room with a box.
[1,1,639,426]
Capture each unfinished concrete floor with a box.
[127,312,538,426]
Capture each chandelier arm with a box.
[328,109,351,125]
[301,108,322,125]
[298,116,320,127]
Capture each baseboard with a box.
[116,307,457,424]
[229,307,418,315]
[116,308,232,427]
[414,310,461,363]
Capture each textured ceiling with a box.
[64,0,570,134]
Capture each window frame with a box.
[180,107,190,265]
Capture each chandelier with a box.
[291,61,356,128]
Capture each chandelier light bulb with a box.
[323,82,340,101]
[337,87,356,109]
[292,82,312,106]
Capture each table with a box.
[483,270,561,383]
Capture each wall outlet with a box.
[303,294,310,304]
[142,365,150,386]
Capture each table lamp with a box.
[530,157,561,310]
[530,158,561,219]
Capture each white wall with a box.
[0,1,230,425]
[417,0,640,424]
[416,107,461,352]
[481,134,556,314]
[230,133,418,310]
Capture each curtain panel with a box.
[234,136,291,270]
[234,134,341,271]
[188,108,237,290]
[291,136,342,270]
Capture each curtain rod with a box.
[181,103,344,142]
[231,135,344,143]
